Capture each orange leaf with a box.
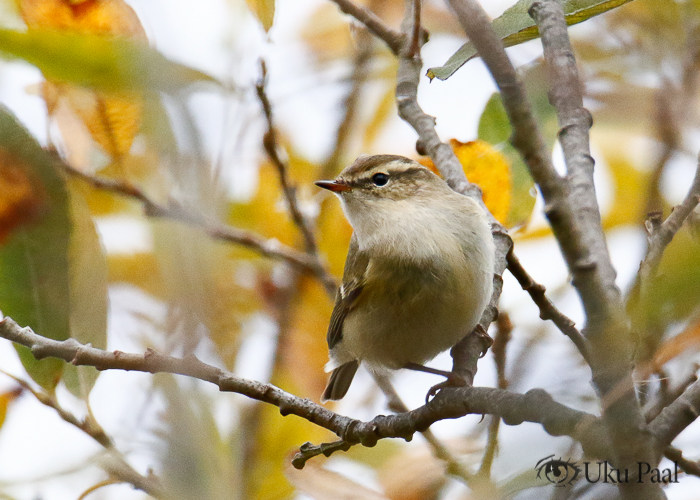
[0,152,47,243]
[0,387,23,430]
[20,0,147,160]
[420,139,512,225]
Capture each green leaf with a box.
[0,28,218,94]
[477,62,557,227]
[427,0,636,81]
[0,106,71,391]
[62,184,108,398]
[244,0,275,32]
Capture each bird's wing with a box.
[327,233,369,350]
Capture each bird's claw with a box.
[425,373,467,404]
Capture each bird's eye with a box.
[372,173,389,186]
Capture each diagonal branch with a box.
[256,60,320,256]
[59,163,337,294]
[0,371,164,498]
[637,153,700,295]
[0,316,609,465]
[506,251,590,363]
[649,378,700,449]
[328,0,405,55]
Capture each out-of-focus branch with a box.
[477,313,512,480]
[649,378,700,449]
[0,371,164,499]
[638,153,700,295]
[372,373,474,484]
[328,0,405,55]
[59,163,337,293]
[0,316,609,467]
[506,251,590,363]
[256,60,320,257]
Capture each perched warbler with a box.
[315,154,495,402]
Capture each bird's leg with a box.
[403,362,467,403]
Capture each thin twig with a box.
[664,446,700,478]
[477,313,511,479]
[373,374,474,484]
[410,0,422,59]
[637,153,700,294]
[506,250,590,363]
[59,163,337,294]
[328,0,405,55]
[256,60,319,256]
[0,316,609,465]
[0,370,164,499]
[649,377,700,448]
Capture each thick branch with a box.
[59,163,337,294]
[0,317,607,462]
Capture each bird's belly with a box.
[342,262,482,369]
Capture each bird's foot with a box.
[425,372,466,404]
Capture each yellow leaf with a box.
[244,0,275,32]
[0,387,23,430]
[20,0,148,160]
[421,139,512,225]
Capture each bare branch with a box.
[256,60,320,256]
[372,374,474,484]
[649,378,700,449]
[328,0,405,55]
[0,371,164,499]
[506,251,590,363]
[59,163,337,294]
[0,316,608,465]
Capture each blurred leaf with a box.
[62,182,108,398]
[651,316,700,370]
[155,374,239,500]
[245,0,275,32]
[0,28,217,94]
[20,0,148,159]
[108,251,164,297]
[475,62,557,228]
[0,159,46,243]
[420,139,513,225]
[427,0,636,81]
[599,150,650,229]
[43,81,143,159]
[19,0,147,38]
[642,230,700,325]
[286,461,389,500]
[0,106,71,391]
[248,373,329,500]
[0,387,23,431]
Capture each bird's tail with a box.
[321,360,359,402]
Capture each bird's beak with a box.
[315,180,352,192]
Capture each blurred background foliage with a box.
[0,0,700,499]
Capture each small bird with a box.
[316,154,495,402]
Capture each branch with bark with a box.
[59,163,337,294]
